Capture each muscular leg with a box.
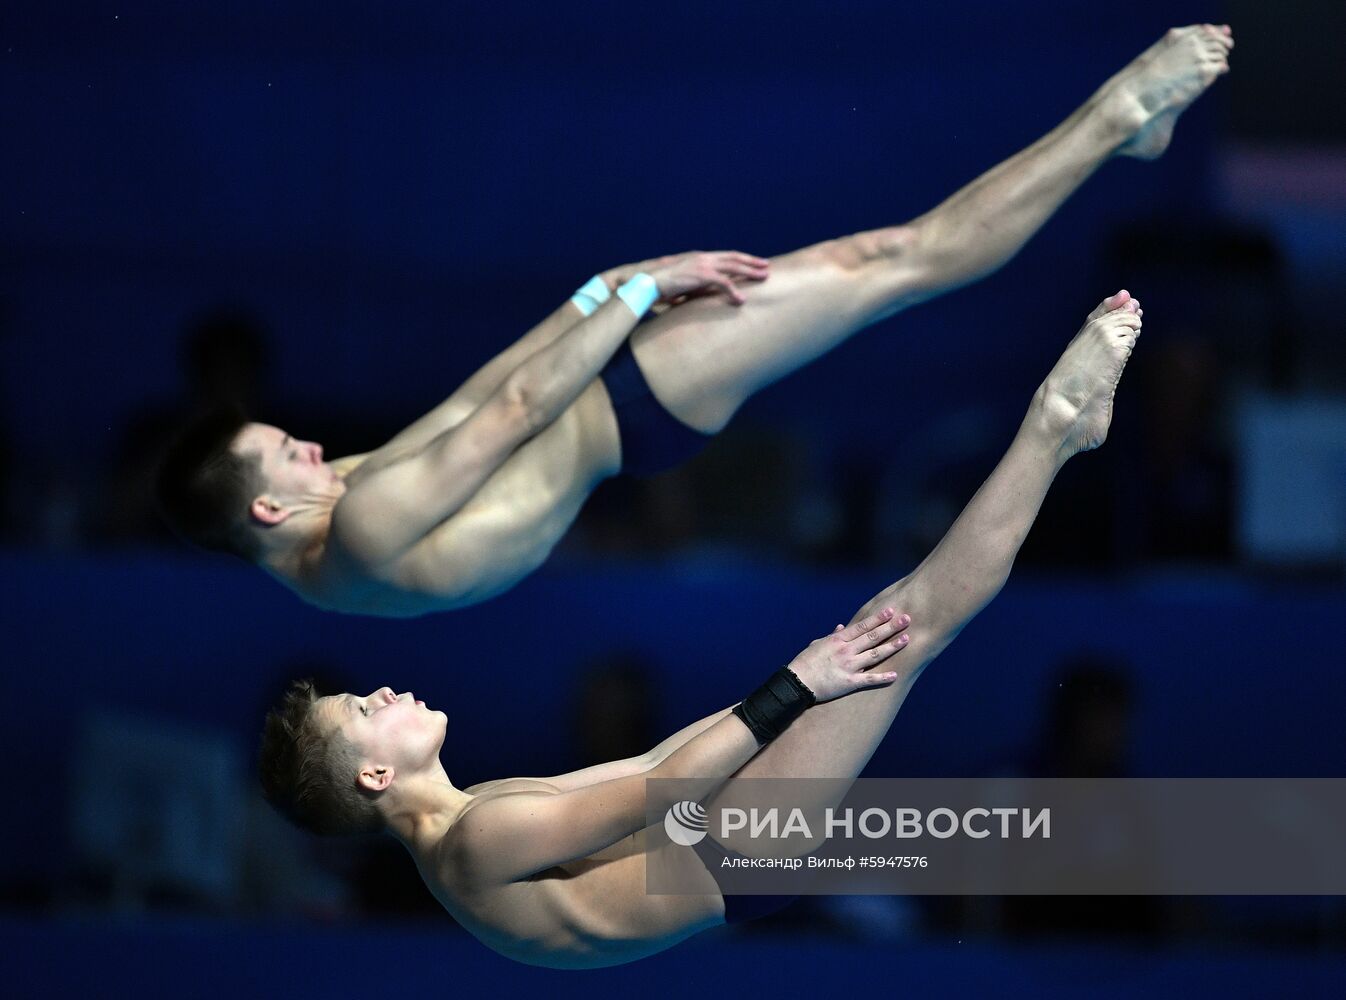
[632,26,1229,433]
[722,292,1142,797]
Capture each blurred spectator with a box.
[570,653,658,768]
[1132,334,1234,562]
[999,656,1165,942]
[568,424,811,562]
[1104,219,1294,566]
[67,710,245,912]
[817,444,885,567]
[1105,220,1294,390]
[101,305,272,545]
[0,295,12,542]
[872,406,1008,571]
[1033,657,1135,780]
[567,467,700,557]
[0,426,11,543]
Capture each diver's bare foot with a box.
[1083,288,1142,324]
[1037,292,1143,456]
[1098,25,1233,160]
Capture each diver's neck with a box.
[259,504,336,587]
[385,775,474,852]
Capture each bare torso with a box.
[293,380,623,617]
[417,780,724,969]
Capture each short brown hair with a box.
[154,407,263,560]
[258,679,384,836]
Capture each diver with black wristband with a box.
[258,288,1145,966]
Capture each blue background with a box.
[4,1,1345,996]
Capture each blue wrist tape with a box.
[569,274,611,317]
[616,273,659,319]
[578,274,610,303]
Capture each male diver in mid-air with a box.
[160,27,1230,617]
[260,291,1144,966]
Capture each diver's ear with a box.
[358,765,394,793]
[250,495,291,526]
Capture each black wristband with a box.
[732,667,817,746]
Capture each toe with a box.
[1088,291,1126,321]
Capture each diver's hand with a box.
[784,608,911,704]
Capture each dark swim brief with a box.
[691,835,799,924]
[599,340,712,477]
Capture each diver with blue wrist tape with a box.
[157,24,1230,620]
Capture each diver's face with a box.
[233,422,338,503]
[322,687,448,776]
